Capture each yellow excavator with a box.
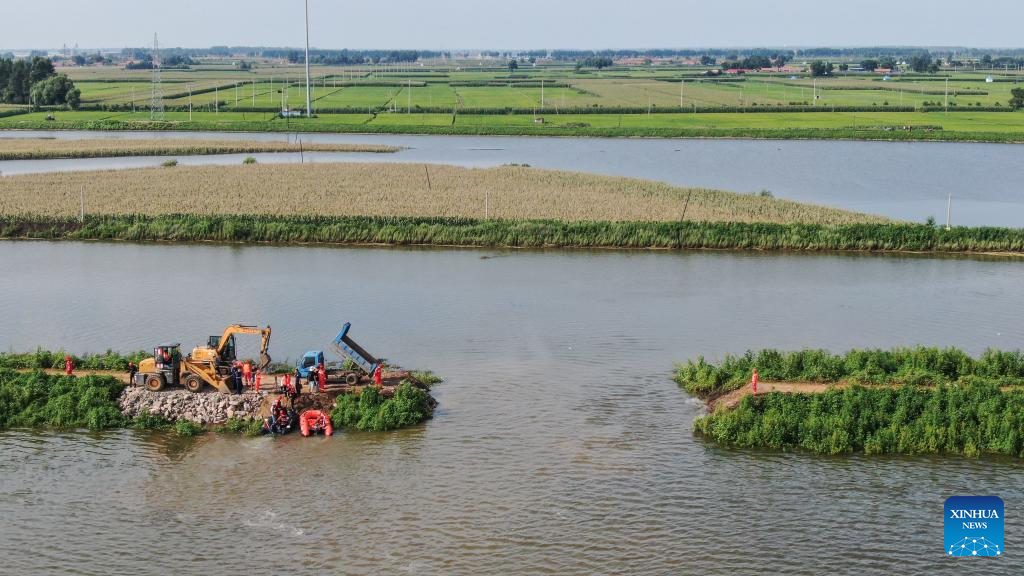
[135,325,272,394]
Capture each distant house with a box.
[724,68,747,75]
[986,76,995,83]
[874,68,893,74]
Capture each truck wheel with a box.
[345,373,359,385]
[184,374,204,393]
[145,375,165,392]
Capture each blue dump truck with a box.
[296,323,383,387]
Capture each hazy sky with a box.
[4,0,1022,50]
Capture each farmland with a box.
[0,63,1007,141]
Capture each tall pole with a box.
[188,84,192,121]
[304,0,312,117]
[946,194,952,230]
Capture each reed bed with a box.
[676,347,1024,398]
[0,163,887,225]
[2,215,1022,253]
[0,138,399,160]
[694,383,1024,456]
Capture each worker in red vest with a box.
[64,355,74,375]
[317,362,327,393]
[242,361,252,387]
[373,364,383,386]
[752,369,759,395]
[254,370,262,392]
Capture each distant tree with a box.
[878,57,897,70]
[1010,87,1024,110]
[809,60,834,77]
[770,53,790,68]
[508,59,518,72]
[909,52,934,73]
[699,55,716,66]
[981,54,993,67]
[72,54,87,66]
[838,63,849,72]
[576,56,613,69]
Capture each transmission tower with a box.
[150,33,165,120]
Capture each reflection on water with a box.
[1,241,1023,574]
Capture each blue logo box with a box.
[945,496,1004,557]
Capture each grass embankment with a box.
[2,110,1024,143]
[677,348,1024,456]
[0,163,885,225]
[0,138,399,160]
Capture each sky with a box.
[3,0,1022,50]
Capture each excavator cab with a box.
[208,334,237,364]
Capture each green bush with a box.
[0,348,148,371]
[132,409,171,430]
[675,347,1024,398]
[330,382,433,432]
[0,369,125,430]
[694,383,1024,457]
[173,420,205,437]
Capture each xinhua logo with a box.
[945,496,1004,557]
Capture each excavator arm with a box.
[216,324,273,370]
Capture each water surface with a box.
[0,241,1022,574]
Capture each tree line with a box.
[0,57,80,108]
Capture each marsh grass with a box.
[0,138,398,160]
[0,163,888,226]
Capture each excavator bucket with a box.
[258,352,272,372]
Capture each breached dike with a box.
[119,387,262,425]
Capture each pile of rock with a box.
[119,387,265,424]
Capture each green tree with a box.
[508,59,518,72]
[1010,87,1024,110]
[29,75,78,108]
[809,60,834,77]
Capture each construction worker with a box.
[373,364,383,386]
[127,362,138,386]
[242,361,252,388]
[317,362,327,394]
[64,355,74,376]
[254,370,262,392]
[230,363,243,394]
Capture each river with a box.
[0,241,1021,575]
[1,130,1023,226]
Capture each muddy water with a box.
[1,241,1023,575]
[2,130,1024,226]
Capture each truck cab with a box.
[296,350,325,379]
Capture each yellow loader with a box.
[135,325,272,394]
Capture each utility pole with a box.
[945,78,949,113]
[188,84,192,120]
[680,78,683,108]
[215,86,219,114]
[304,0,312,117]
[79,189,85,223]
[946,194,952,230]
[541,79,545,108]
[408,77,412,113]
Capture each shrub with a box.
[0,369,126,430]
[174,420,205,437]
[161,159,178,167]
[132,409,171,430]
[330,382,433,431]
[242,156,257,165]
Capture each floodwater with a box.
[1,130,1023,226]
[0,241,1022,575]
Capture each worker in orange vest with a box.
[752,368,759,395]
[64,355,74,376]
[242,361,252,387]
[317,362,327,393]
[373,364,383,386]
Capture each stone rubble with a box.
[119,386,265,424]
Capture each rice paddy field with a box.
[2,64,1019,141]
[0,163,888,225]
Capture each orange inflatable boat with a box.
[299,410,333,437]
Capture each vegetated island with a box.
[675,347,1024,457]
[1,162,1023,254]
[0,138,399,160]
[0,350,440,437]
